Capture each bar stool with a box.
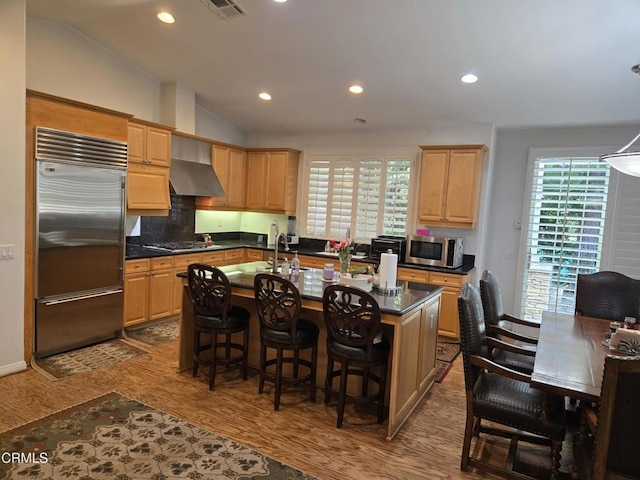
[254,273,319,410]
[322,284,390,428]
[187,263,250,390]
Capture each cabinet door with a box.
[210,145,229,207]
[266,152,287,210]
[224,248,245,265]
[397,267,430,283]
[146,127,171,166]
[245,248,264,261]
[127,123,146,164]
[127,163,171,211]
[419,296,441,391]
[444,149,482,224]
[124,272,149,326]
[201,251,225,266]
[148,267,174,320]
[417,150,449,223]
[246,152,268,209]
[437,288,460,338]
[227,148,247,208]
[172,269,185,316]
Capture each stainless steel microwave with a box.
[406,235,464,269]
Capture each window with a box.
[302,152,414,241]
[519,155,611,321]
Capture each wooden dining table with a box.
[531,312,614,403]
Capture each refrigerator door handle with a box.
[40,288,124,306]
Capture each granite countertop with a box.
[127,241,475,276]
[177,261,443,316]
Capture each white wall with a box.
[196,104,246,146]
[0,0,27,375]
[486,125,640,314]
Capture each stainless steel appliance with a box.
[143,241,222,253]
[370,235,406,262]
[35,127,127,357]
[406,235,464,269]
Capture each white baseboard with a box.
[0,361,27,377]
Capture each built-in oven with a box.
[370,235,406,262]
[406,235,464,269]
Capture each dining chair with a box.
[187,263,250,390]
[573,355,640,480]
[479,270,538,374]
[254,273,319,411]
[575,271,640,321]
[458,283,566,480]
[322,284,390,428]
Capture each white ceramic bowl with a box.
[338,274,373,291]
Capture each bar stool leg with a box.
[193,329,200,378]
[378,362,388,424]
[362,367,370,397]
[209,331,218,391]
[274,346,284,411]
[259,342,267,393]
[242,327,249,380]
[310,344,318,402]
[325,357,334,404]
[337,360,349,428]
[293,349,300,378]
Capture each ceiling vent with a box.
[201,0,246,19]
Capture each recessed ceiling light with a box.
[461,73,478,84]
[349,85,364,94]
[258,92,272,101]
[157,12,175,24]
[273,0,287,2]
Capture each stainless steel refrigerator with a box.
[35,127,127,357]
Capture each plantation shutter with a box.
[520,157,611,321]
[356,159,382,239]
[306,160,330,236]
[329,161,355,238]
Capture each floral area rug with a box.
[434,342,460,384]
[0,392,317,480]
[124,318,179,347]
[31,339,148,381]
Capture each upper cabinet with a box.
[196,144,247,210]
[245,149,300,214]
[417,145,487,228]
[126,120,173,215]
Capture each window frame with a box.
[297,148,419,242]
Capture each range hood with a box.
[169,134,225,197]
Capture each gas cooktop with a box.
[143,241,223,253]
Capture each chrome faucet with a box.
[273,232,289,273]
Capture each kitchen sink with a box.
[315,251,367,259]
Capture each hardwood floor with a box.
[0,340,557,480]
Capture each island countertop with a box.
[177,261,443,317]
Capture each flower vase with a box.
[339,253,351,275]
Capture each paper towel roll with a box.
[379,251,398,291]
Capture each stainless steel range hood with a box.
[170,134,225,197]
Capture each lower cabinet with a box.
[397,267,470,339]
[124,256,175,327]
[172,253,203,316]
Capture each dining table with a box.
[530,311,615,403]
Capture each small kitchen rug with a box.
[124,317,179,347]
[435,342,460,384]
[0,392,318,480]
[31,339,148,381]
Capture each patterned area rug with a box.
[434,342,460,384]
[0,392,317,480]
[31,339,148,381]
[124,318,180,347]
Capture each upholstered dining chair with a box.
[573,355,640,480]
[575,271,640,321]
[322,284,390,428]
[187,264,250,390]
[254,273,319,411]
[458,283,566,480]
[479,270,538,374]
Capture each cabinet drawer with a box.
[201,251,225,266]
[397,267,429,283]
[126,259,150,273]
[224,249,244,263]
[245,248,264,261]
[150,256,174,270]
[173,253,203,269]
[429,272,464,288]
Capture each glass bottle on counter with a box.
[281,258,290,275]
[291,252,300,275]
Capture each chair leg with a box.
[209,331,218,390]
[460,404,475,471]
[377,362,388,424]
[362,367,370,397]
[242,327,249,380]
[225,332,231,366]
[325,356,334,404]
[259,342,267,394]
[337,360,349,428]
[192,330,200,378]
[293,349,300,378]
[310,343,318,403]
[274,346,284,411]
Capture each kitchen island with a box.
[177,261,443,440]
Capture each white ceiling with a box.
[26,0,640,135]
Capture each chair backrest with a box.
[187,263,231,320]
[254,273,302,337]
[322,284,382,359]
[591,355,640,479]
[575,271,640,321]
[479,269,505,327]
[458,283,490,391]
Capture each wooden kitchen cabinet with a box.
[245,248,264,262]
[417,145,486,228]
[245,149,300,214]
[124,259,150,326]
[172,253,203,315]
[148,257,174,321]
[196,145,247,210]
[127,120,172,215]
[224,248,245,264]
[201,251,225,266]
